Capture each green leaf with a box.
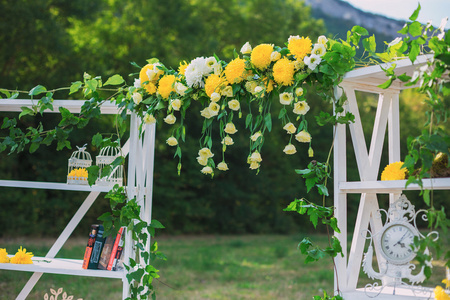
[104,74,125,86]
[245,114,252,128]
[69,81,83,95]
[409,3,421,21]
[19,107,35,119]
[308,208,319,228]
[92,133,103,147]
[362,35,376,53]
[378,77,394,89]
[409,40,420,63]
[150,219,165,229]
[28,85,47,96]
[408,21,422,37]
[352,25,369,36]
[264,113,272,132]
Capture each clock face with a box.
[380,223,417,264]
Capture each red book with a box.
[107,227,125,270]
[82,224,100,269]
[111,233,125,271]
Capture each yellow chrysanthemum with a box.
[139,64,159,95]
[262,77,274,93]
[381,161,408,181]
[225,58,246,84]
[0,248,10,263]
[288,36,312,61]
[10,246,33,264]
[204,74,228,97]
[178,61,188,76]
[434,286,450,300]
[158,74,176,99]
[251,44,274,70]
[273,58,295,86]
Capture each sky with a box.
[342,0,450,29]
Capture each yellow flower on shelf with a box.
[279,92,294,105]
[293,101,310,115]
[273,57,295,86]
[143,113,156,124]
[434,285,450,300]
[204,74,227,97]
[225,58,246,84]
[249,151,262,163]
[210,92,221,103]
[221,136,234,146]
[68,168,88,178]
[139,63,160,94]
[171,99,182,111]
[251,44,274,70]
[288,35,312,61]
[198,147,214,159]
[157,74,176,99]
[10,246,33,264]
[175,81,188,96]
[221,85,233,97]
[250,132,262,142]
[381,161,408,181]
[0,248,10,263]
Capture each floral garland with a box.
[124,34,355,177]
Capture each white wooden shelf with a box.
[339,178,450,193]
[0,257,123,279]
[0,180,114,192]
[342,286,435,300]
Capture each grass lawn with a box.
[0,234,447,299]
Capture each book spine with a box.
[112,233,125,271]
[98,235,115,270]
[107,227,124,270]
[82,224,99,269]
[88,225,105,269]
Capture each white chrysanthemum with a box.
[185,57,210,88]
[304,54,322,70]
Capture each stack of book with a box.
[82,225,125,271]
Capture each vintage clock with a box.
[362,194,439,296]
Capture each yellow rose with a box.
[166,136,178,146]
[201,166,213,175]
[224,122,238,134]
[198,147,214,159]
[295,130,311,143]
[200,106,218,119]
[279,92,294,105]
[217,162,229,171]
[221,136,234,146]
[210,92,221,102]
[295,87,304,97]
[250,151,262,162]
[132,92,142,105]
[293,101,310,115]
[228,99,240,111]
[249,161,260,170]
[221,85,233,97]
[270,51,281,61]
[283,122,297,134]
[164,114,176,125]
[197,156,208,166]
[250,132,262,142]
[171,99,182,111]
[175,82,188,95]
[143,113,156,124]
[283,144,297,155]
[240,41,252,54]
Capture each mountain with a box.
[304,0,406,42]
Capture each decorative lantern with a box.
[67,144,92,185]
[96,146,123,186]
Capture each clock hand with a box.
[394,231,408,247]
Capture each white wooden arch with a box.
[0,100,155,300]
[333,55,450,299]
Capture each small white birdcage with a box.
[96,146,123,186]
[67,144,92,185]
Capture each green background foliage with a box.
[0,0,443,238]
